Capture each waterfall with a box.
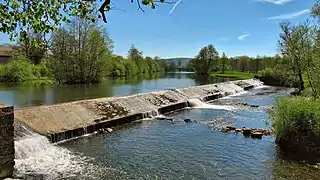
[13,123,94,179]
[187,98,235,110]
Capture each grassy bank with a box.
[269,96,320,159]
[211,71,260,80]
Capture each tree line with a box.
[0,19,169,84]
[186,44,281,75]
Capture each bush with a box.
[0,54,54,84]
[270,96,320,137]
[270,96,320,157]
[1,60,35,83]
[259,68,299,87]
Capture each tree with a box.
[49,18,113,83]
[278,21,315,91]
[312,0,320,20]
[128,45,143,63]
[193,44,219,75]
[220,52,228,74]
[255,55,261,73]
[177,59,182,69]
[18,32,48,65]
[0,0,175,42]
[236,56,250,72]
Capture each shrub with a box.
[1,59,35,83]
[259,68,299,87]
[0,53,54,84]
[270,96,320,138]
[270,96,320,157]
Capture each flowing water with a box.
[5,74,320,179]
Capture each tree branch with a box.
[97,0,178,23]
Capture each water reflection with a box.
[0,73,236,109]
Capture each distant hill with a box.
[161,57,192,67]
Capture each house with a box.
[0,45,20,64]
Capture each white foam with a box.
[254,85,271,89]
[221,91,249,99]
[14,127,100,179]
[155,114,166,119]
[188,98,235,111]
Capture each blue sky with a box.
[0,0,315,58]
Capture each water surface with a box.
[0,73,232,108]
[11,75,320,180]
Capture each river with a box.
[9,73,320,180]
[0,73,232,108]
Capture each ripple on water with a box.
[15,86,320,179]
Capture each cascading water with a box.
[187,98,235,110]
[13,123,100,179]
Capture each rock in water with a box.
[226,126,236,131]
[106,128,113,133]
[98,128,105,134]
[243,129,251,136]
[184,119,192,123]
[166,118,174,121]
[221,127,230,132]
[251,132,263,139]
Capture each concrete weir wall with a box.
[14,79,263,143]
[0,105,14,179]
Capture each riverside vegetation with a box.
[0,19,170,84]
[1,0,320,162]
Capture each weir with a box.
[14,79,263,143]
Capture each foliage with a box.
[312,0,320,20]
[218,52,229,74]
[0,0,169,43]
[211,71,257,80]
[18,31,48,65]
[48,19,112,84]
[0,53,53,84]
[191,44,219,75]
[270,96,320,140]
[260,67,299,87]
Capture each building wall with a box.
[0,56,10,64]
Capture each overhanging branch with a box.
[97,0,178,23]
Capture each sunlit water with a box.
[0,73,231,108]
[7,74,320,179]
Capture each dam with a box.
[14,79,262,143]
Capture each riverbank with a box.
[211,71,260,80]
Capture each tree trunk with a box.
[298,71,304,91]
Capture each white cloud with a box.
[262,0,293,5]
[168,0,183,15]
[267,9,310,20]
[237,33,250,40]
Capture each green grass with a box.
[211,71,260,80]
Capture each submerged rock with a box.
[236,103,259,108]
[221,127,230,132]
[184,119,192,123]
